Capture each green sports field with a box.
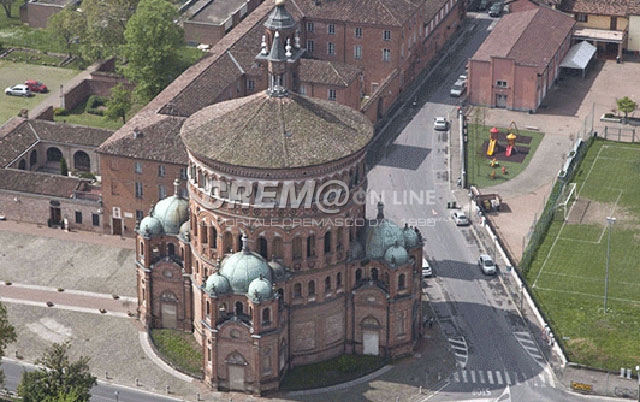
[526,140,640,370]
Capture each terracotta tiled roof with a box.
[181,91,373,169]
[0,169,85,197]
[298,59,361,86]
[472,7,574,73]
[0,118,35,168]
[97,115,188,164]
[560,0,631,16]
[629,0,640,14]
[293,0,426,26]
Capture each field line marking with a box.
[534,287,640,304]
[532,221,566,289]
[557,237,600,244]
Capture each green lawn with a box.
[53,97,144,130]
[525,140,640,370]
[150,329,203,376]
[0,60,78,125]
[466,123,544,189]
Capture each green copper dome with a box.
[153,195,189,235]
[139,217,163,236]
[248,275,273,301]
[366,202,406,260]
[219,235,273,294]
[402,225,419,249]
[205,272,231,295]
[384,244,409,265]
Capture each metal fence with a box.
[602,126,638,142]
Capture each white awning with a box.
[560,41,597,70]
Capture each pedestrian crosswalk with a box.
[450,369,553,387]
[513,331,545,365]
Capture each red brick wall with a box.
[21,3,62,29]
[184,22,226,46]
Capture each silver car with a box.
[433,117,448,131]
[479,254,497,275]
[452,211,469,226]
[5,84,33,97]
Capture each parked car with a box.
[5,84,33,97]
[479,254,497,275]
[24,80,48,93]
[422,258,433,278]
[433,117,448,131]
[450,78,467,97]
[452,211,470,226]
[489,1,504,17]
[479,0,491,10]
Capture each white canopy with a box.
[560,41,597,70]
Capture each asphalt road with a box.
[367,12,618,402]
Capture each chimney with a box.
[133,127,143,138]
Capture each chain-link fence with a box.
[602,126,638,142]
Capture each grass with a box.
[150,329,203,376]
[0,60,78,124]
[280,354,387,390]
[466,123,544,189]
[525,139,640,371]
[53,97,145,130]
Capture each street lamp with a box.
[114,390,119,402]
[604,217,616,313]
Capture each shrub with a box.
[53,107,68,116]
[604,112,615,118]
[77,171,96,181]
[85,95,108,116]
[336,355,358,373]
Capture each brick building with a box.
[98,0,464,237]
[136,28,424,393]
[467,6,575,112]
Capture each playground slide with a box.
[487,139,496,156]
[505,145,513,157]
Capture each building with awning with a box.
[572,28,626,60]
[559,40,597,77]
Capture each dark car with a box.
[489,2,504,17]
[24,80,48,93]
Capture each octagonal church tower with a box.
[136,0,424,395]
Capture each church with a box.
[135,0,424,394]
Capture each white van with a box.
[422,258,432,278]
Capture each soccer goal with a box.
[556,182,577,221]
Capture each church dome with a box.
[179,221,191,238]
[205,272,231,295]
[139,217,163,236]
[219,235,273,294]
[153,192,189,236]
[366,202,405,260]
[384,244,409,265]
[248,275,273,301]
[402,225,419,249]
[181,92,373,170]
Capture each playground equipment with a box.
[505,121,518,157]
[487,127,499,156]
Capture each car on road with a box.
[478,254,497,275]
[433,117,448,131]
[452,211,470,226]
[24,80,48,93]
[422,258,433,278]
[5,84,33,97]
[450,78,467,97]
[479,0,491,10]
[489,1,503,17]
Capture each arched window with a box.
[294,283,302,297]
[220,302,227,312]
[372,267,379,281]
[355,268,362,282]
[29,150,37,167]
[211,227,218,249]
[278,288,284,309]
[73,150,90,171]
[235,301,244,315]
[18,159,26,170]
[292,237,302,259]
[337,227,344,249]
[259,236,268,258]
[262,308,270,324]
[46,147,62,162]
[223,232,233,253]
[325,276,331,291]
[167,243,175,255]
[324,231,332,253]
[308,280,315,296]
[237,234,243,252]
[206,300,210,315]
[337,272,342,288]
[398,273,406,290]
[200,222,208,243]
[307,235,316,257]
[273,237,283,259]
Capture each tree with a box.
[0,302,17,388]
[48,7,86,58]
[0,0,16,18]
[104,83,132,124]
[60,157,68,176]
[122,0,184,101]
[18,342,96,402]
[617,96,636,121]
[79,0,139,60]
